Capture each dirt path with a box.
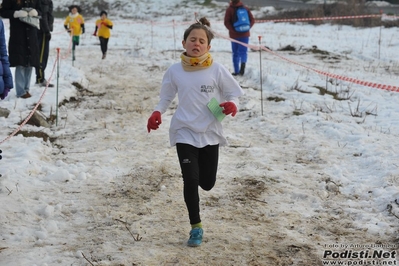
[49,46,398,266]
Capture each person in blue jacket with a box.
[0,18,13,100]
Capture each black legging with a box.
[99,37,109,55]
[176,143,219,225]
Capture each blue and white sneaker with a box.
[187,227,203,247]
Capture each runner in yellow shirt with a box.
[93,10,113,59]
[64,5,85,61]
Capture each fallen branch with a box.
[249,197,268,204]
[81,252,95,266]
[115,219,143,241]
[5,186,12,195]
[387,199,399,219]
[115,218,127,224]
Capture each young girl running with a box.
[64,5,85,61]
[93,10,113,59]
[147,17,244,247]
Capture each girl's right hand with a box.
[147,111,162,132]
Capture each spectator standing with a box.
[0,0,41,99]
[64,5,85,61]
[35,0,54,87]
[93,10,113,60]
[224,0,255,76]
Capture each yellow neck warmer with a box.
[180,52,213,72]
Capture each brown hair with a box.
[68,5,82,13]
[232,0,240,4]
[183,17,214,45]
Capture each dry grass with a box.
[260,0,399,28]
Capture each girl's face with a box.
[71,7,78,14]
[182,29,211,57]
[101,14,107,20]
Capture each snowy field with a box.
[1,0,399,265]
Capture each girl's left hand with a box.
[147,111,162,132]
[219,102,237,117]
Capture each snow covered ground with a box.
[1,0,399,265]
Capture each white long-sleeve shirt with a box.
[154,61,244,148]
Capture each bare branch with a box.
[115,219,143,241]
[248,197,268,204]
[81,252,95,266]
[5,187,12,195]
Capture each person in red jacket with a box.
[224,0,255,76]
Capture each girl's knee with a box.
[200,182,215,191]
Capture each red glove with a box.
[147,111,162,132]
[219,102,237,117]
[92,32,96,36]
[101,22,107,26]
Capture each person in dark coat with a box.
[35,0,54,87]
[0,18,14,100]
[0,0,41,99]
[224,0,255,76]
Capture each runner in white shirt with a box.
[147,17,244,247]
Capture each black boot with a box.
[239,63,246,76]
